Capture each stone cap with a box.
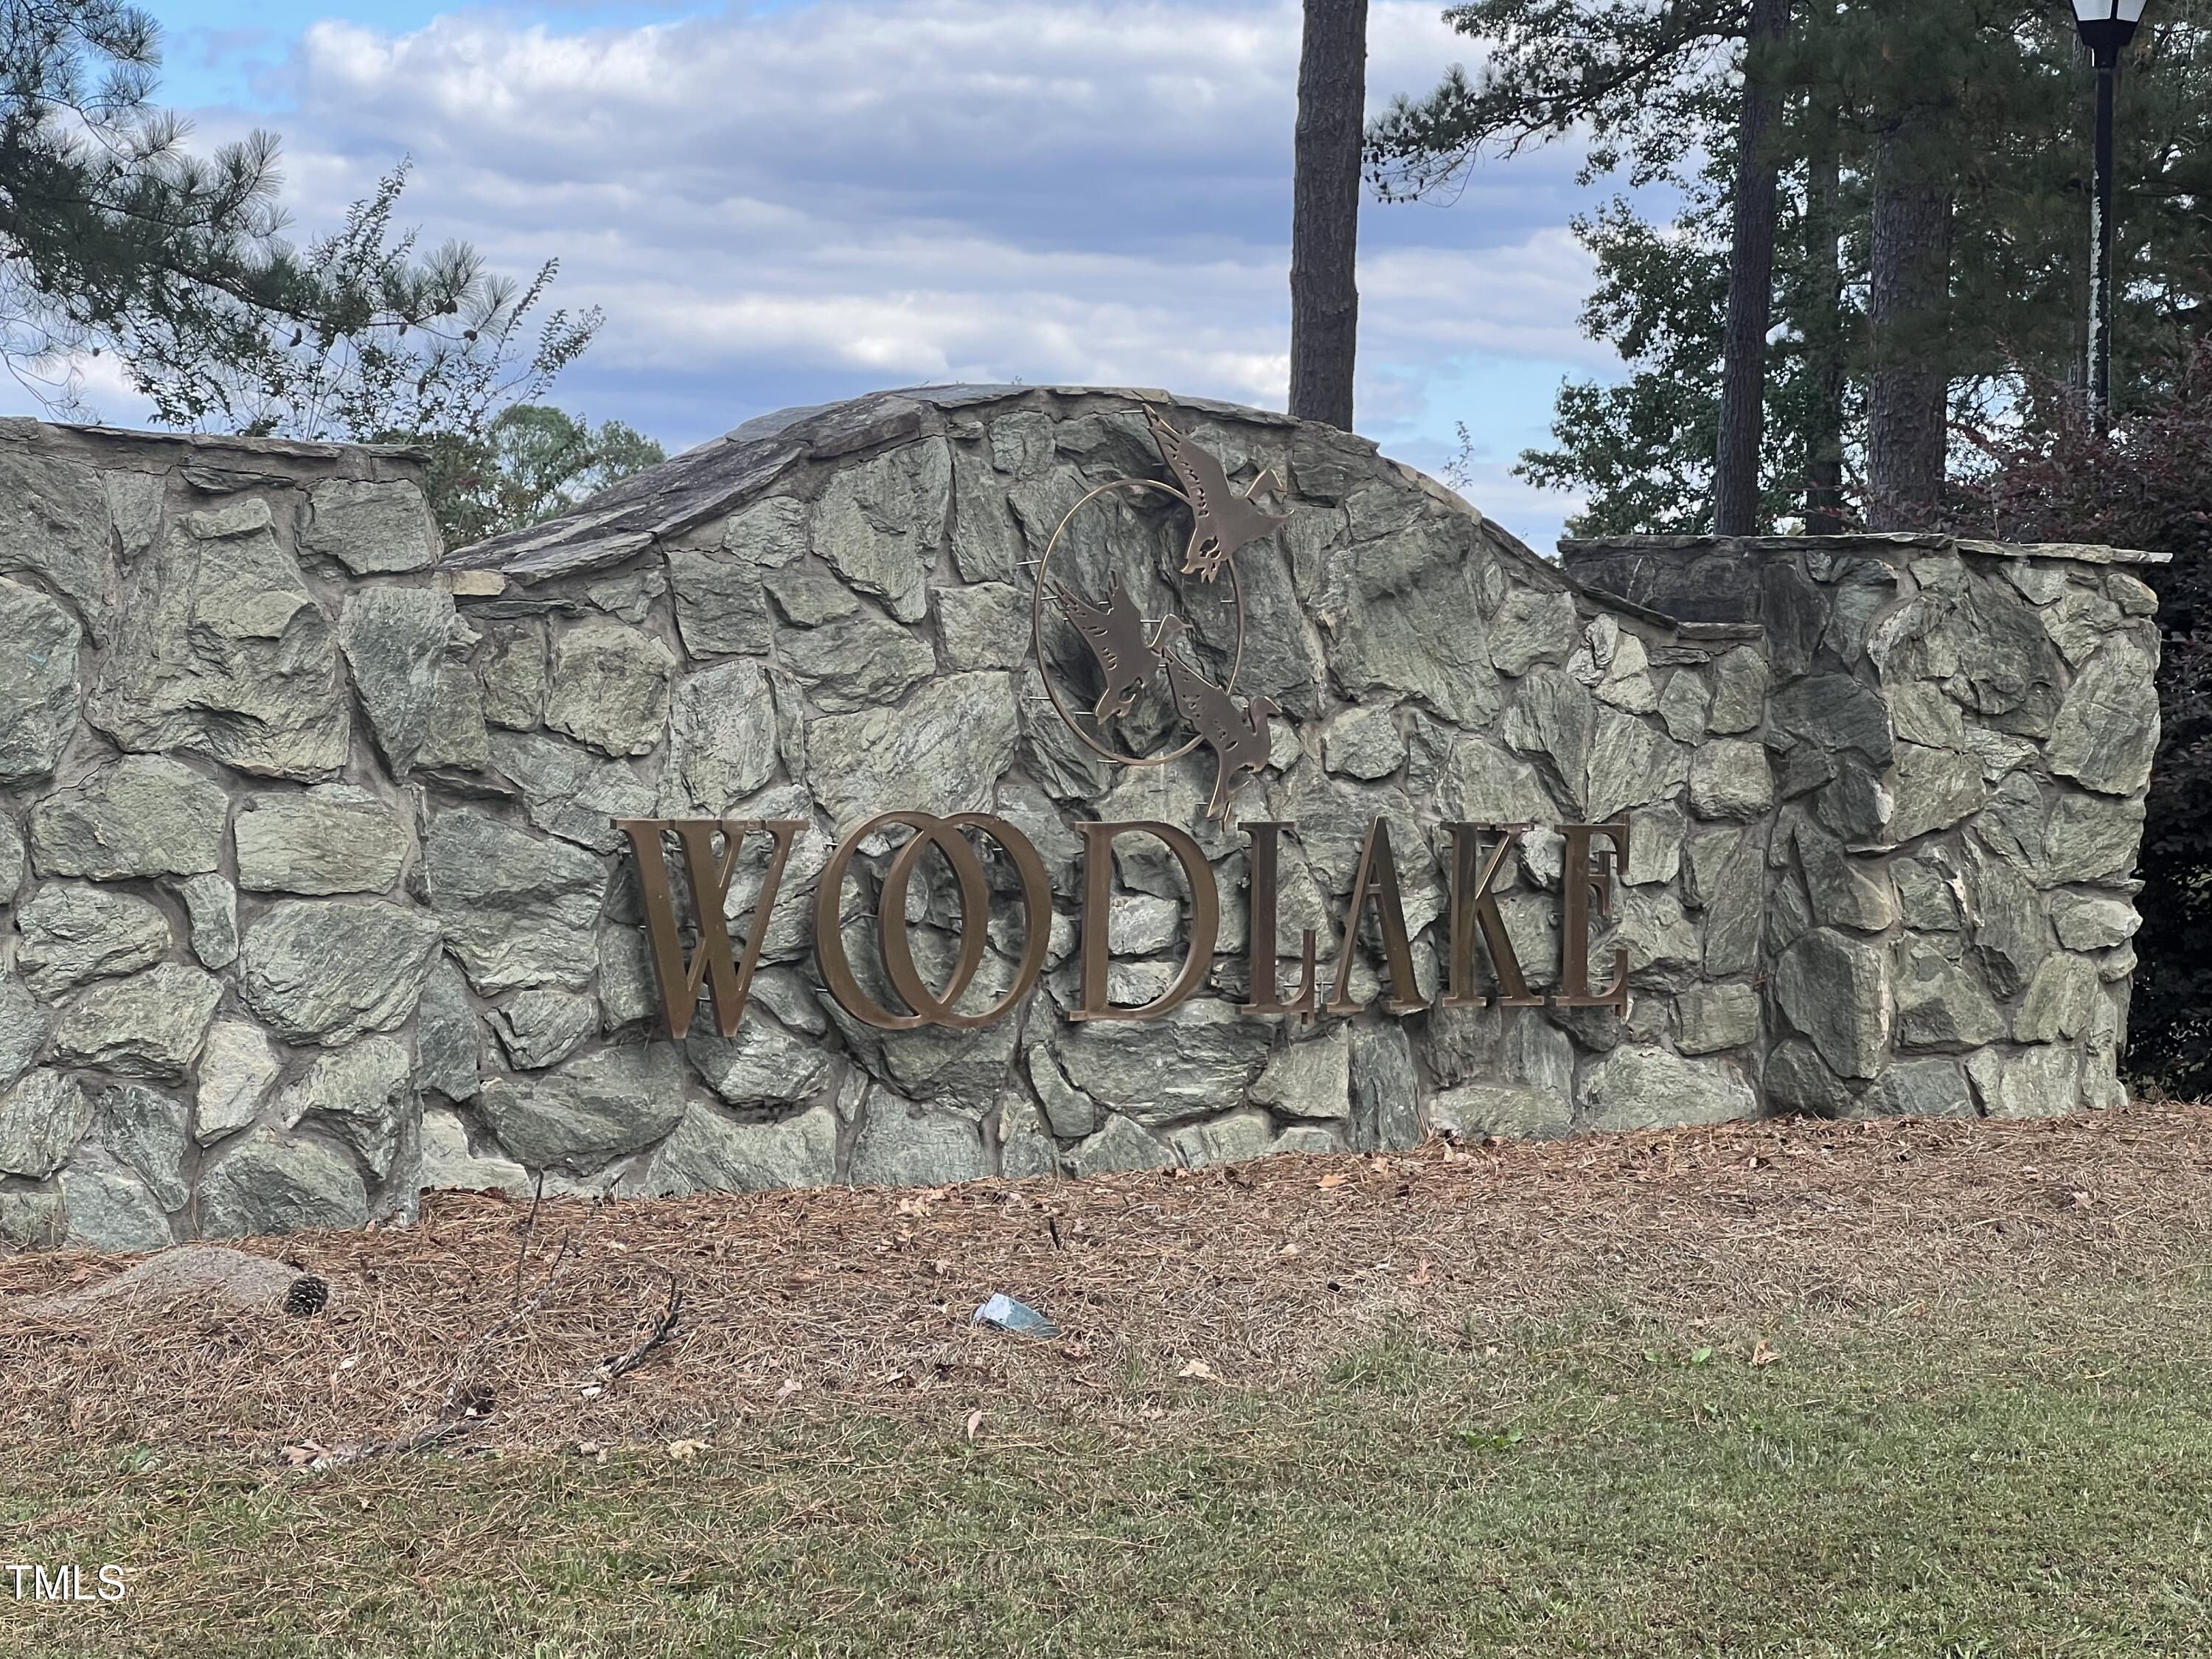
[1559,532,2171,566]
[443,383,1551,588]
[3,417,430,488]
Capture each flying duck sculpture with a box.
[1143,405,1291,582]
[1149,614,1277,819]
[1052,572,1165,723]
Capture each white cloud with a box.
[46,0,1624,546]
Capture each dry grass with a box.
[4,1104,2211,1461]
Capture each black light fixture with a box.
[2072,0,2151,425]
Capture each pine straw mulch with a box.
[4,1102,2212,1464]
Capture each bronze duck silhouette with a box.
[1052,573,1165,722]
[1144,405,1290,582]
[1150,614,1278,818]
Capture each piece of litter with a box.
[973,1293,1060,1338]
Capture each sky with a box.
[44,0,1639,552]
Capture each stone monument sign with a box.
[0,386,2162,1251]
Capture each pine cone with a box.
[283,1275,330,1318]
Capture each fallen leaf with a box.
[1278,1242,1301,1259]
[281,1443,324,1468]
[964,1408,984,1442]
[774,1378,803,1402]
[1178,1358,1220,1382]
[1750,1339,1780,1368]
[667,1438,708,1461]
[1317,1173,1349,1190]
[1408,1257,1434,1287]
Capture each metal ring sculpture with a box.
[1026,477,1246,768]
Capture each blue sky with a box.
[51,1,1638,550]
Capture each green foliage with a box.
[1379,0,2212,531]
[1367,0,1745,193]
[0,4,644,546]
[429,404,667,552]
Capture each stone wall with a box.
[1562,533,2160,1119]
[0,392,2160,1252]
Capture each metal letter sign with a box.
[620,408,1636,1039]
[813,813,1052,1031]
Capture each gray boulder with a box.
[1774,929,1889,1077]
[1068,1113,1175,1176]
[300,477,437,574]
[684,1013,835,1108]
[0,975,46,1091]
[195,1020,281,1145]
[937,582,1030,672]
[28,754,229,879]
[849,1093,990,1186]
[2015,953,2104,1043]
[0,577,80,785]
[1676,983,1759,1054]
[87,499,350,778]
[1429,1081,1571,1140]
[2047,637,2160,796]
[425,810,607,992]
[631,1102,838,1196]
[1248,1027,1352,1120]
[59,1161,174,1252]
[807,672,1019,834]
[198,1128,371,1238]
[177,873,240,969]
[239,898,442,1045]
[15,883,170,998]
[488,730,656,855]
[52,963,221,1081]
[1871,1060,1975,1120]
[1349,1021,1422,1151]
[94,1081,189,1209]
[2042,792,2144,885]
[471,1043,689,1173]
[339,587,491,775]
[278,1036,416,1180]
[415,960,483,1100]
[660,660,779,814]
[234,785,411,894]
[543,619,675,757]
[1576,1044,1756,1131]
[1166,1109,1276,1167]
[1894,941,2006,1051]
[780,613,936,712]
[489,989,597,1071]
[0,1068,94,1177]
[1054,997,1273,1126]
[813,439,946,622]
[475,619,549,730]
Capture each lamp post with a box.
[2073,0,2149,426]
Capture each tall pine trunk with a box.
[1866,125,1953,529]
[1803,108,1846,533]
[1289,0,1368,430]
[1712,0,1792,535]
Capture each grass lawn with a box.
[7,1273,2212,1657]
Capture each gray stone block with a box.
[235,785,410,895]
[240,899,442,1045]
[29,755,229,879]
